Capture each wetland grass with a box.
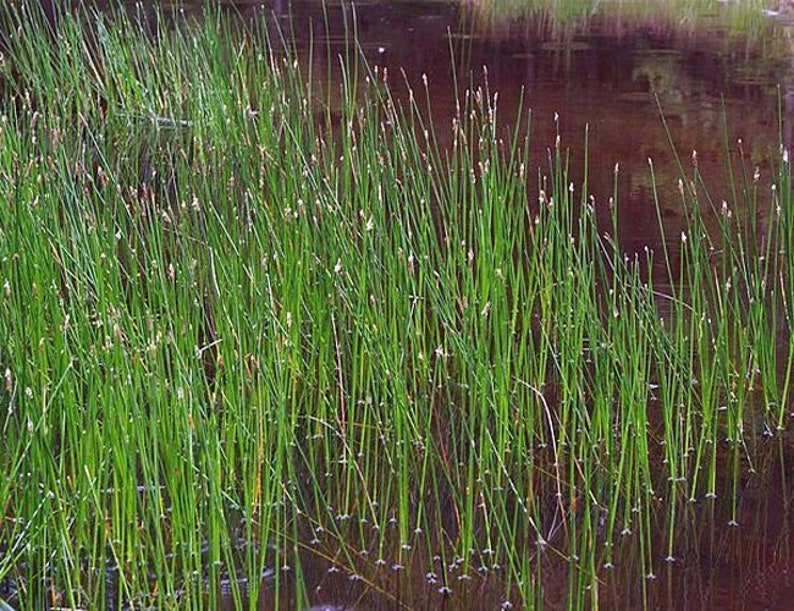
[0,2,792,608]
[461,0,773,37]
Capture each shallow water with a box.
[206,436,793,610]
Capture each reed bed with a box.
[0,2,791,609]
[461,0,772,38]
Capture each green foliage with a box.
[462,0,771,36]
[0,2,790,609]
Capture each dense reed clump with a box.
[0,2,791,609]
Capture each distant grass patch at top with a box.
[461,0,774,36]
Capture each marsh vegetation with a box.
[0,1,792,609]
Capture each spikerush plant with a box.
[0,2,791,610]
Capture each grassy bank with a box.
[461,0,773,37]
[0,2,791,609]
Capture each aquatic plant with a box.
[0,2,791,609]
[461,0,772,37]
